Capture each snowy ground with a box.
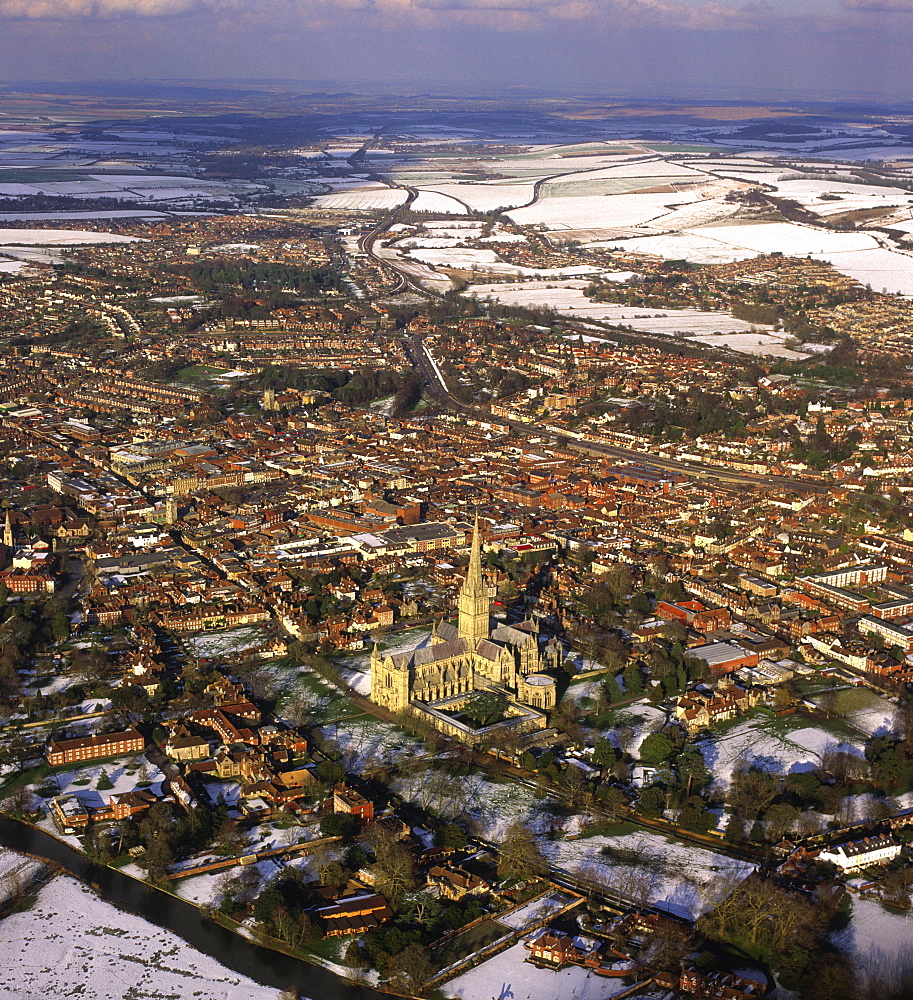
[808,687,898,737]
[419,182,535,212]
[833,896,913,989]
[394,768,567,841]
[172,853,317,909]
[544,831,754,920]
[411,190,470,214]
[445,940,631,1000]
[39,756,164,809]
[313,187,408,211]
[497,890,578,930]
[0,848,42,902]
[770,178,913,218]
[593,702,668,758]
[508,191,702,231]
[0,228,140,245]
[0,873,281,1000]
[467,280,787,350]
[696,712,864,790]
[322,715,426,774]
[184,625,272,658]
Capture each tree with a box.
[677,797,716,834]
[372,841,416,907]
[723,814,744,844]
[385,943,433,994]
[498,821,546,882]
[592,736,618,768]
[623,664,645,694]
[639,732,675,765]
[764,802,800,842]
[51,611,70,643]
[636,786,666,819]
[676,746,710,795]
[437,822,468,849]
[599,785,628,820]
[143,837,174,884]
[728,766,778,821]
[319,813,358,840]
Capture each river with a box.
[0,814,385,1000]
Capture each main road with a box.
[406,335,830,495]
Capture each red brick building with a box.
[47,728,145,766]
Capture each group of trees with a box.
[699,875,853,999]
[184,258,344,297]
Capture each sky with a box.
[0,0,912,100]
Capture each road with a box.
[407,334,830,494]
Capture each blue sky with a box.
[0,0,911,99]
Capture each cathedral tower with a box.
[457,515,489,645]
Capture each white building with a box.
[819,833,901,872]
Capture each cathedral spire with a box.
[465,513,485,596]
[2,507,12,551]
[458,513,489,645]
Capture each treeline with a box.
[256,366,410,407]
[183,258,344,296]
[0,195,141,212]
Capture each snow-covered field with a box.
[686,221,877,256]
[42,756,164,807]
[834,896,913,988]
[689,331,809,359]
[467,279,786,345]
[809,687,898,737]
[313,187,407,211]
[497,890,577,930]
[324,716,425,774]
[594,702,668,757]
[447,939,629,1000]
[420,182,535,212]
[545,831,754,921]
[0,873,281,1000]
[184,625,271,658]
[810,247,913,296]
[697,713,864,790]
[0,228,139,245]
[509,191,701,231]
[411,190,470,214]
[406,245,600,278]
[770,178,913,218]
[394,768,566,841]
[0,849,42,902]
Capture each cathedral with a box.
[370,518,561,742]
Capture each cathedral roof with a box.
[390,638,468,670]
[435,620,459,643]
[475,638,505,662]
[490,623,536,647]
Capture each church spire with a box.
[2,507,12,551]
[458,514,489,645]
[465,513,485,595]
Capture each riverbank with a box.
[0,814,386,1000]
[0,862,284,1000]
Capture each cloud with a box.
[0,0,206,16]
[844,0,913,10]
[0,0,770,25]
[0,0,842,32]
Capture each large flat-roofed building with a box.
[687,641,759,675]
